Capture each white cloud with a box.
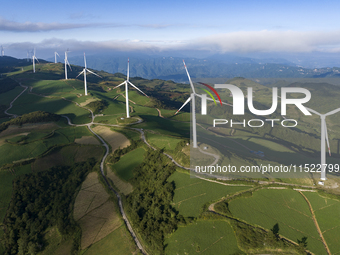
[0,17,175,33]
[0,17,92,32]
[6,30,340,58]
[190,30,340,53]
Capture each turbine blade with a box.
[35,57,39,63]
[175,96,191,115]
[324,120,331,156]
[86,69,102,78]
[305,107,322,116]
[325,108,340,116]
[128,81,148,97]
[183,60,196,94]
[84,53,87,68]
[56,52,60,57]
[67,60,72,71]
[76,69,85,78]
[113,81,126,89]
[127,58,129,81]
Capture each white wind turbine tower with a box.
[76,53,102,96]
[1,46,4,56]
[54,51,60,63]
[64,50,72,79]
[175,60,230,148]
[306,107,340,180]
[32,49,39,73]
[113,58,149,118]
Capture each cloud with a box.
[0,17,175,32]
[6,38,163,53]
[6,30,340,58]
[189,30,340,53]
[0,17,96,32]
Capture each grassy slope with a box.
[302,191,340,254]
[80,225,141,255]
[111,148,146,181]
[168,171,251,217]
[165,220,244,255]
[228,188,327,254]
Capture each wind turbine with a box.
[32,49,39,73]
[175,60,230,148]
[76,53,102,96]
[113,58,148,118]
[1,46,4,56]
[64,50,72,80]
[306,107,340,180]
[54,51,60,63]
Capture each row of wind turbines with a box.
[30,50,339,180]
[33,50,148,109]
[175,61,340,180]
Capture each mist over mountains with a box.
[56,51,340,82]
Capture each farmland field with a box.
[302,191,340,254]
[0,126,92,166]
[146,132,183,152]
[73,172,122,249]
[8,92,91,124]
[80,225,140,255]
[165,220,244,255]
[168,171,251,217]
[228,188,327,254]
[92,125,130,151]
[111,147,145,181]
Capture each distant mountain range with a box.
[63,53,340,82]
[3,54,340,83]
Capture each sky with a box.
[2,0,340,60]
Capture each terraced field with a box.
[165,220,244,255]
[302,191,340,254]
[168,171,251,217]
[228,188,328,254]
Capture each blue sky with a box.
[2,0,340,58]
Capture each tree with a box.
[297,236,308,249]
[271,223,280,240]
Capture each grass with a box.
[302,191,340,254]
[92,125,131,152]
[8,92,91,124]
[0,126,92,166]
[111,148,146,181]
[146,133,182,152]
[0,86,26,107]
[168,171,251,217]
[73,172,122,249]
[164,220,244,255]
[228,188,327,255]
[38,226,72,255]
[29,79,76,95]
[80,225,140,255]
[31,144,103,171]
[106,166,133,195]
[133,114,190,137]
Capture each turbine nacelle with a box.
[112,59,148,118]
[76,53,102,96]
